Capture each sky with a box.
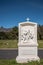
[0,0,43,28]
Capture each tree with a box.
[0,32,8,39]
[10,26,18,39]
[37,25,43,40]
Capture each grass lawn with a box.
[38,40,43,48]
[0,40,43,48]
[0,59,43,65]
[0,40,18,48]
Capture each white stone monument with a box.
[16,18,40,63]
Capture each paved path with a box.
[0,49,43,59]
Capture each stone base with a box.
[16,56,40,63]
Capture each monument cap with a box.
[26,18,30,21]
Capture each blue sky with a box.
[0,0,43,28]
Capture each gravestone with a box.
[16,18,40,63]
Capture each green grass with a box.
[0,40,43,48]
[38,40,43,48]
[0,59,43,65]
[0,40,18,48]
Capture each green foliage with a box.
[0,26,18,40]
[10,26,18,39]
[0,25,43,40]
[37,25,43,40]
[0,59,43,65]
[0,32,8,39]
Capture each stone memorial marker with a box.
[16,18,40,63]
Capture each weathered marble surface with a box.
[16,20,40,63]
